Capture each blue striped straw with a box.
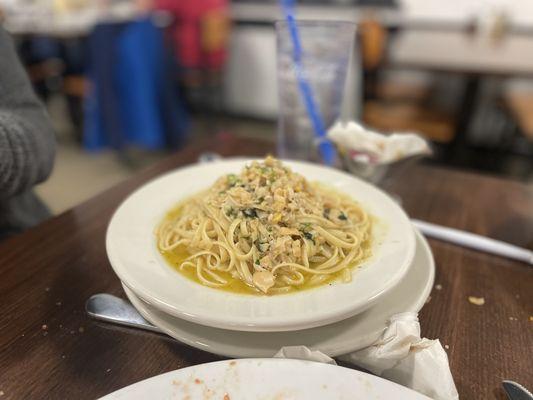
[280,0,336,165]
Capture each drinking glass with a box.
[276,20,355,161]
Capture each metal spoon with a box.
[86,293,162,333]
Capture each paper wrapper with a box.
[327,121,431,164]
[275,312,459,400]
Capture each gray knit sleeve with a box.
[0,26,56,200]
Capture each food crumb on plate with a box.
[223,394,230,400]
[194,378,202,384]
[435,284,442,291]
[229,361,236,366]
[468,296,485,306]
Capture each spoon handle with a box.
[85,293,162,333]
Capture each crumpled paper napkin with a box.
[275,312,459,400]
[327,121,431,164]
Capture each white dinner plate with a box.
[123,229,433,358]
[107,159,416,332]
[99,358,430,399]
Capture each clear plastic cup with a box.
[276,20,355,161]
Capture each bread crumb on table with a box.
[41,324,48,331]
[468,296,485,306]
[435,284,442,290]
[444,344,450,349]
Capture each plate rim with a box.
[107,158,417,332]
[99,358,431,400]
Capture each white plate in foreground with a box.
[107,159,416,332]
[99,358,430,400]
[123,229,433,358]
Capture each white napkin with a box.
[327,121,431,164]
[274,312,459,400]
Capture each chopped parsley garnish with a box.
[338,211,348,221]
[225,207,237,218]
[300,222,312,232]
[227,174,239,187]
[255,259,260,265]
[303,232,315,244]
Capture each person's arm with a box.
[0,26,55,199]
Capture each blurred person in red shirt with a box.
[154,0,229,73]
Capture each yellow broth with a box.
[158,188,373,296]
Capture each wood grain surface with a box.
[0,136,531,399]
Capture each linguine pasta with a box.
[156,157,372,295]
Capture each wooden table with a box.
[388,30,533,159]
[0,136,532,399]
[389,30,533,77]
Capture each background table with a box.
[388,30,533,158]
[0,136,531,399]
[389,30,533,76]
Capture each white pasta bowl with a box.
[106,159,416,332]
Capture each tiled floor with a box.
[35,142,160,214]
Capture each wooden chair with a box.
[503,91,533,142]
[358,18,455,143]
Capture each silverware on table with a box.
[503,380,533,400]
[412,219,533,265]
[86,293,162,333]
